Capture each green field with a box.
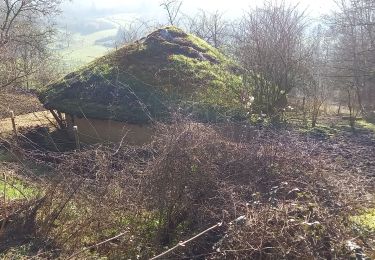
[56,13,143,70]
[58,28,118,70]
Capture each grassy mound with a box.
[39,27,246,124]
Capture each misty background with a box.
[56,0,336,69]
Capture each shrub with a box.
[1,121,373,259]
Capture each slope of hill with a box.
[41,27,246,124]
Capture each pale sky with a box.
[64,0,336,18]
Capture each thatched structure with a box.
[39,27,247,143]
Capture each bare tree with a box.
[116,19,156,46]
[0,0,63,89]
[185,10,230,49]
[304,26,332,127]
[329,0,375,125]
[160,0,182,26]
[233,1,308,116]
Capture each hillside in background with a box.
[55,6,141,69]
[55,18,118,69]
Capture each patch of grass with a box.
[352,208,375,233]
[357,120,375,132]
[0,177,37,200]
[48,198,160,259]
[297,123,338,139]
[60,45,109,69]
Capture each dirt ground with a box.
[309,117,375,180]
[0,111,54,136]
[321,129,375,179]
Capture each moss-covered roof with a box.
[39,27,247,124]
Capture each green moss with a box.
[39,27,249,124]
[162,26,185,34]
[186,34,227,62]
[168,54,248,119]
[0,148,18,162]
[352,208,375,233]
[170,59,246,119]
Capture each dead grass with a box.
[0,121,373,259]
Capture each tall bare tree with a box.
[185,10,230,49]
[302,26,333,127]
[160,0,182,26]
[0,0,63,89]
[116,19,156,46]
[329,0,375,125]
[233,1,308,116]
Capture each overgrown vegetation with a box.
[1,0,375,259]
[0,91,43,119]
[0,120,374,259]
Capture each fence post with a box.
[10,110,18,138]
[73,125,80,151]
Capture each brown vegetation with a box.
[0,1,374,259]
[1,121,373,259]
[0,91,43,119]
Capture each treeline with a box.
[1,0,374,127]
[117,0,375,126]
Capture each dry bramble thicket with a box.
[0,121,373,259]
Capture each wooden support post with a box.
[73,125,80,151]
[50,110,65,129]
[10,110,18,138]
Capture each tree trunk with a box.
[302,97,307,126]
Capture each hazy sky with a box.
[64,0,336,18]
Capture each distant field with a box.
[58,28,117,69]
[56,14,141,70]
